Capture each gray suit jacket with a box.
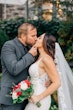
[0,37,35,105]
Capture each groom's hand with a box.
[45,80,51,88]
[29,46,37,57]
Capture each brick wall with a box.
[2,4,26,20]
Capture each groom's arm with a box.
[1,42,35,76]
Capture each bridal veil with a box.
[55,43,73,110]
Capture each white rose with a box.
[12,91,18,100]
[20,81,28,90]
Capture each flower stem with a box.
[36,102,41,107]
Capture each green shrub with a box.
[0,30,9,52]
[0,30,9,72]
[0,18,25,39]
[28,19,60,39]
[50,95,58,110]
[57,20,73,61]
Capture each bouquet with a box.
[10,79,41,107]
[11,79,34,104]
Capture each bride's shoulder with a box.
[42,55,54,65]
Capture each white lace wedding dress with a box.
[25,59,51,110]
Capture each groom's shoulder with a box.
[2,38,15,51]
[3,37,16,47]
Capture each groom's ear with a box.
[21,33,26,39]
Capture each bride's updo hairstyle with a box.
[43,33,56,59]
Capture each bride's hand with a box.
[30,95,40,103]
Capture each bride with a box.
[25,33,61,110]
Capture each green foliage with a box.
[0,30,9,52]
[29,19,59,39]
[50,95,58,110]
[0,30,9,72]
[0,18,25,39]
[57,20,73,61]
[50,105,58,110]
[0,18,60,40]
[60,1,73,18]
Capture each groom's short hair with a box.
[18,23,36,37]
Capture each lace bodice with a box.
[25,59,51,110]
[29,59,49,87]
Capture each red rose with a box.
[13,84,21,91]
[17,92,22,96]
[24,80,31,87]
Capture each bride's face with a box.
[35,33,45,48]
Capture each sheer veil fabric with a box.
[55,43,73,110]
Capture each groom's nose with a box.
[35,37,38,42]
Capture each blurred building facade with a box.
[0,0,73,21]
[0,4,25,20]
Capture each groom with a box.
[0,23,38,110]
